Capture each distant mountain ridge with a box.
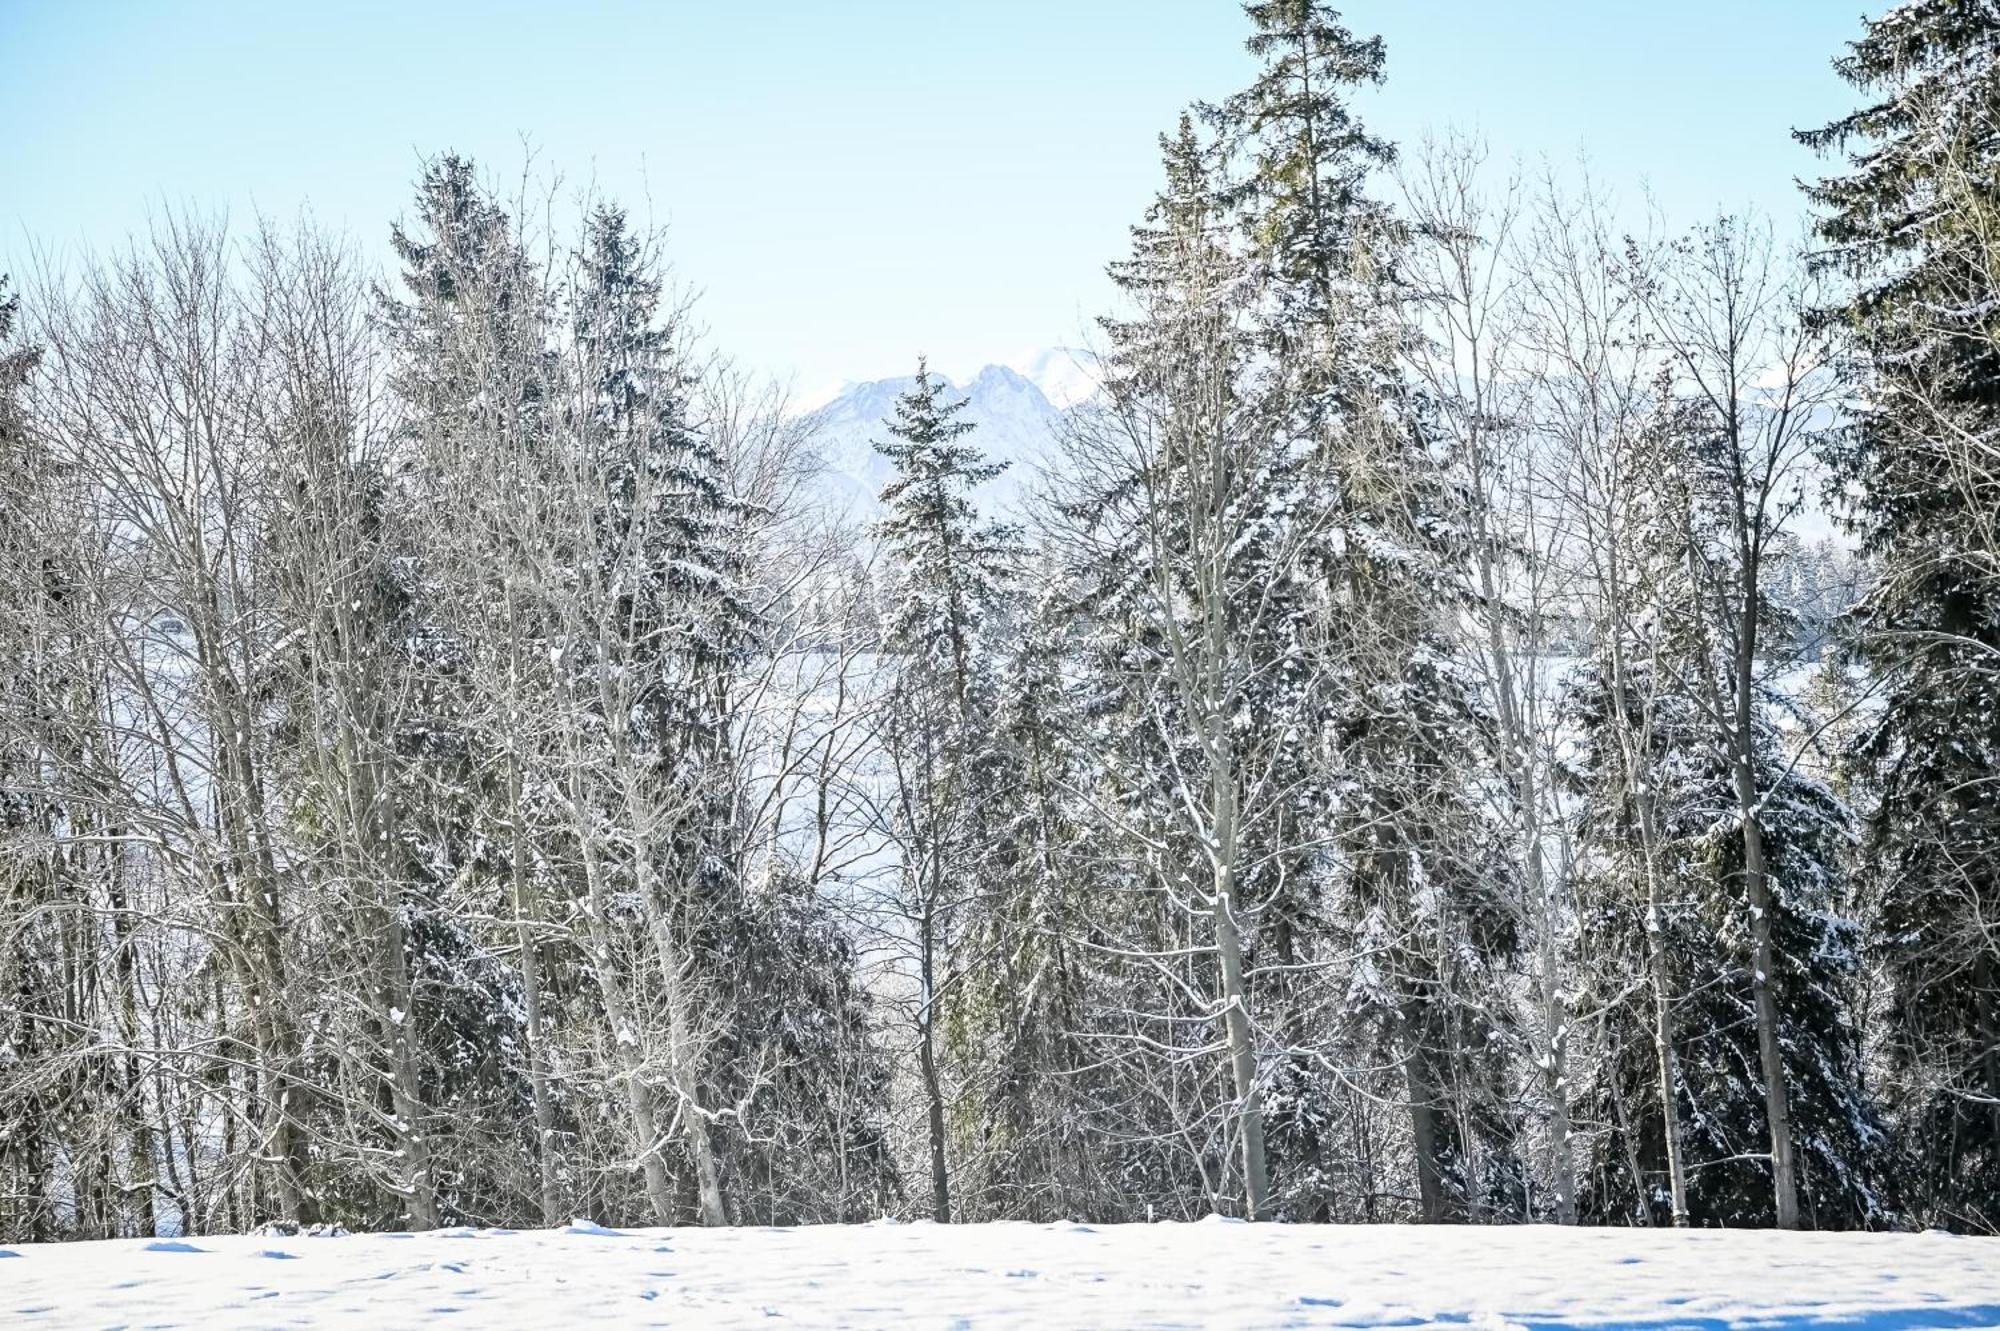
[802,349,1098,518]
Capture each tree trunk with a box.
[1603,595,1692,1228]
[104,824,159,1237]
[1404,1038,1447,1223]
[570,789,677,1224]
[1738,783,1799,1229]
[1531,845,1579,1225]
[597,635,730,1228]
[918,1001,953,1222]
[504,602,562,1227]
[1210,765,1271,1221]
[660,945,729,1228]
[507,785,563,1228]
[1730,574,1800,1230]
[378,901,439,1229]
[1633,785,1692,1228]
[916,859,954,1223]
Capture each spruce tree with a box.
[1571,673,1886,1228]
[875,361,1015,702]
[1078,110,1303,1220]
[376,154,555,1225]
[873,360,1018,1223]
[1802,2,2000,1230]
[555,203,761,1225]
[1221,2,1393,335]
[1214,0,1523,1221]
[945,582,1101,1220]
[0,274,64,1240]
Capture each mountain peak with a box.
[967,363,1031,390]
[802,351,1092,518]
[1001,346,1100,408]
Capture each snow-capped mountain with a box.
[802,349,1098,518]
[1002,346,1102,410]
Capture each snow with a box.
[6,1221,1998,1329]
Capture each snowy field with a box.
[5,1219,1999,1330]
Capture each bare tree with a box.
[24,218,322,1227]
[1401,135,1581,1223]
[1518,177,1694,1225]
[1638,215,1836,1229]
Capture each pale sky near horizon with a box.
[4,1,1870,398]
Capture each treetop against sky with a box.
[4,0,1854,395]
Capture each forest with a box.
[2,0,1998,1242]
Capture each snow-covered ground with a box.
[5,1219,1999,1329]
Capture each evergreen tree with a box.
[1572,672,1887,1228]
[1220,1,1395,351]
[1568,397,1886,1228]
[1802,2,2000,1231]
[569,205,887,1223]
[945,583,1102,1220]
[1072,110,1304,1220]
[874,362,1016,700]
[376,154,556,1225]
[714,865,902,1223]
[1213,0,1523,1221]
[0,273,68,1241]
[873,361,1018,1223]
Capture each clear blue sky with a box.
[2,1,1868,396]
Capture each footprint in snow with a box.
[0,1250,17,1259]
[143,1240,206,1253]
[254,1250,300,1260]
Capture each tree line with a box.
[2,0,1997,1237]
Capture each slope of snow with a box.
[7,1220,1998,1329]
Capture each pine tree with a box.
[553,203,763,1226]
[1069,111,1301,1221]
[0,273,65,1240]
[714,864,902,1223]
[1802,2,2000,1231]
[1212,0,1524,1222]
[564,202,897,1229]
[874,362,1015,701]
[376,154,559,1226]
[1571,671,1887,1228]
[945,582,1101,1220]
[1220,0,1394,346]
[873,360,1018,1223]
